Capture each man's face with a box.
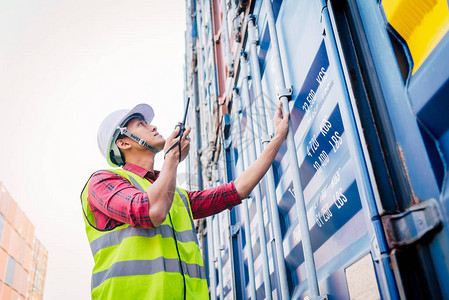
[126,117,165,151]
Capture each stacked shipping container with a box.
[184,0,449,299]
[0,183,48,299]
[27,239,47,300]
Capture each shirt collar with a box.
[123,163,159,181]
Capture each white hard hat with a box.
[97,104,155,167]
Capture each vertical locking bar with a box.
[263,0,321,297]
[239,51,273,300]
[207,216,217,300]
[232,87,258,300]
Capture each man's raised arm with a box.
[234,101,289,199]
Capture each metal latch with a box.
[229,222,241,237]
[381,198,442,249]
[261,134,273,145]
[304,295,328,300]
[276,86,293,101]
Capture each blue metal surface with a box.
[356,0,449,297]
[184,0,449,299]
[267,1,389,297]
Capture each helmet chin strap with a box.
[118,127,161,154]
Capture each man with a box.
[81,102,289,299]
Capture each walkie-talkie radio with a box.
[165,97,190,162]
[175,97,190,139]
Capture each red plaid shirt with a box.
[88,163,241,229]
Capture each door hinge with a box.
[382,198,442,249]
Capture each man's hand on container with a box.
[233,101,290,199]
[272,101,289,142]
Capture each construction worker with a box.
[81,102,289,299]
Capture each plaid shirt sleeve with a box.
[88,171,154,230]
[187,181,242,219]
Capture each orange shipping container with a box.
[13,209,24,236]
[0,199,9,221]
[0,183,11,216]
[23,245,32,272]
[0,283,12,299]
[17,237,27,267]
[1,222,12,253]
[13,263,28,296]
[0,248,8,281]
[22,216,35,247]
[6,199,17,225]
[0,183,48,300]
[11,287,24,300]
[7,229,21,262]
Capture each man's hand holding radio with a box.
[164,126,191,163]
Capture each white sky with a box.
[0,1,186,298]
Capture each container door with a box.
[333,0,449,298]
[241,0,396,298]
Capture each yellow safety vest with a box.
[81,168,209,299]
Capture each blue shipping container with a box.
[184,0,449,299]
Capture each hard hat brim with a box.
[120,103,155,126]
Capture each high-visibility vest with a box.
[81,168,209,299]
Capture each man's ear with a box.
[116,138,132,150]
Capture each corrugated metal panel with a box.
[185,0,449,299]
[0,192,13,223]
[0,284,13,299]
[0,184,47,299]
[0,183,10,216]
[23,244,33,273]
[27,237,48,300]
[8,227,22,263]
[23,216,35,249]
[1,222,12,253]
[6,196,17,226]
[13,262,28,297]
[12,209,25,236]
[0,247,8,281]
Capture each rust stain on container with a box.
[397,144,421,206]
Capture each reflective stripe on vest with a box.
[81,168,208,299]
[89,224,198,257]
[92,257,207,289]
